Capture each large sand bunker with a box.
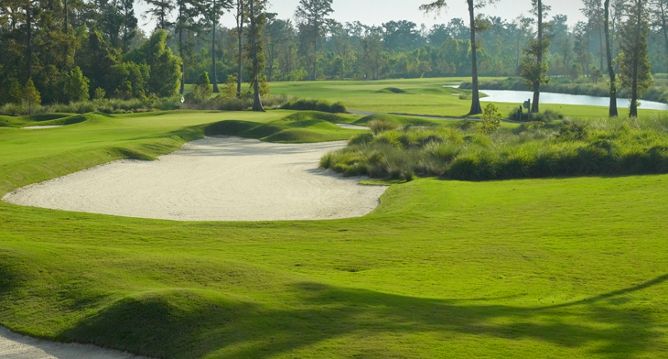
[3,137,386,221]
[0,326,144,359]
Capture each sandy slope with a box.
[3,137,386,221]
[0,327,145,359]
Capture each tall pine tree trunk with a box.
[249,0,264,111]
[629,0,642,118]
[599,24,604,71]
[179,27,185,95]
[26,0,33,81]
[311,21,319,81]
[212,0,219,93]
[467,0,482,115]
[531,0,543,113]
[604,0,618,117]
[661,2,668,72]
[236,0,244,98]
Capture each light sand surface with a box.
[3,137,386,221]
[0,327,145,359]
[22,125,64,130]
[336,123,369,130]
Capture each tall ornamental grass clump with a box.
[321,114,668,181]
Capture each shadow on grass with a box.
[59,273,667,358]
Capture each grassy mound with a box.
[0,113,90,128]
[377,87,407,94]
[281,99,347,113]
[204,112,364,143]
[323,116,668,180]
[354,113,437,127]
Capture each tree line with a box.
[1,0,666,116]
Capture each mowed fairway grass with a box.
[0,81,667,358]
[271,77,667,120]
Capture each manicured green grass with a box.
[205,111,364,143]
[270,77,667,121]
[0,88,667,358]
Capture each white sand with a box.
[336,123,369,130]
[22,125,64,130]
[0,326,145,359]
[3,137,386,221]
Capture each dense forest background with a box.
[0,0,666,106]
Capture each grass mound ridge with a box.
[354,113,437,127]
[204,113,364,143]
[377,87,407,94]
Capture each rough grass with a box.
[323,115,668,180]
[0,104,667,358]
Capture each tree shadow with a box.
[61,274,667,358]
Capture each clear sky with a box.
[137,0,588,31]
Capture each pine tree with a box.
[295,0,333,81]
[63,66,90,103]
[520,0,550,113]
[420,0,499,115]
[247,0,266,111]
[145,0,175,30]
[619,0,653,117]
[23,78,41,114]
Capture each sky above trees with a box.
[136,0,589,31]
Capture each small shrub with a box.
[480,104,502,134]
[192,72,213,103]
[281,99,346,113]
[558,121,588,141]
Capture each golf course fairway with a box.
[0,108,666,358]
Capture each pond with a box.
[479,89,668,111]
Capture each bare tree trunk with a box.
[236,0,244,97]
[26,0,32,81]
[604,0,618,117]
[312,20,319,81]
[179,28,185,95]
[467,0,482,115]
[532,0,543,113]
[63,0,68,32]
[249,0,264,111]
[630,0,642,118]
[599,23,605,71]
[661,2,668,72]
[212,0,219,93]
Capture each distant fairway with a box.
[270,77,668,120]
[0,82,667,358]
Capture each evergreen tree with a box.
[193,71,212,101]
[63,66,90,103]
[520,0,550,113]
[145,0,175,30]
[295,0,333,81]
[204,0,233,93]
[421,0,499,115]
[23,78,41,114]
[234,0,245,97]
[247,0,266,111]
[619,0,653,117]
[604,0,618,117]
[175,0,204,94]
